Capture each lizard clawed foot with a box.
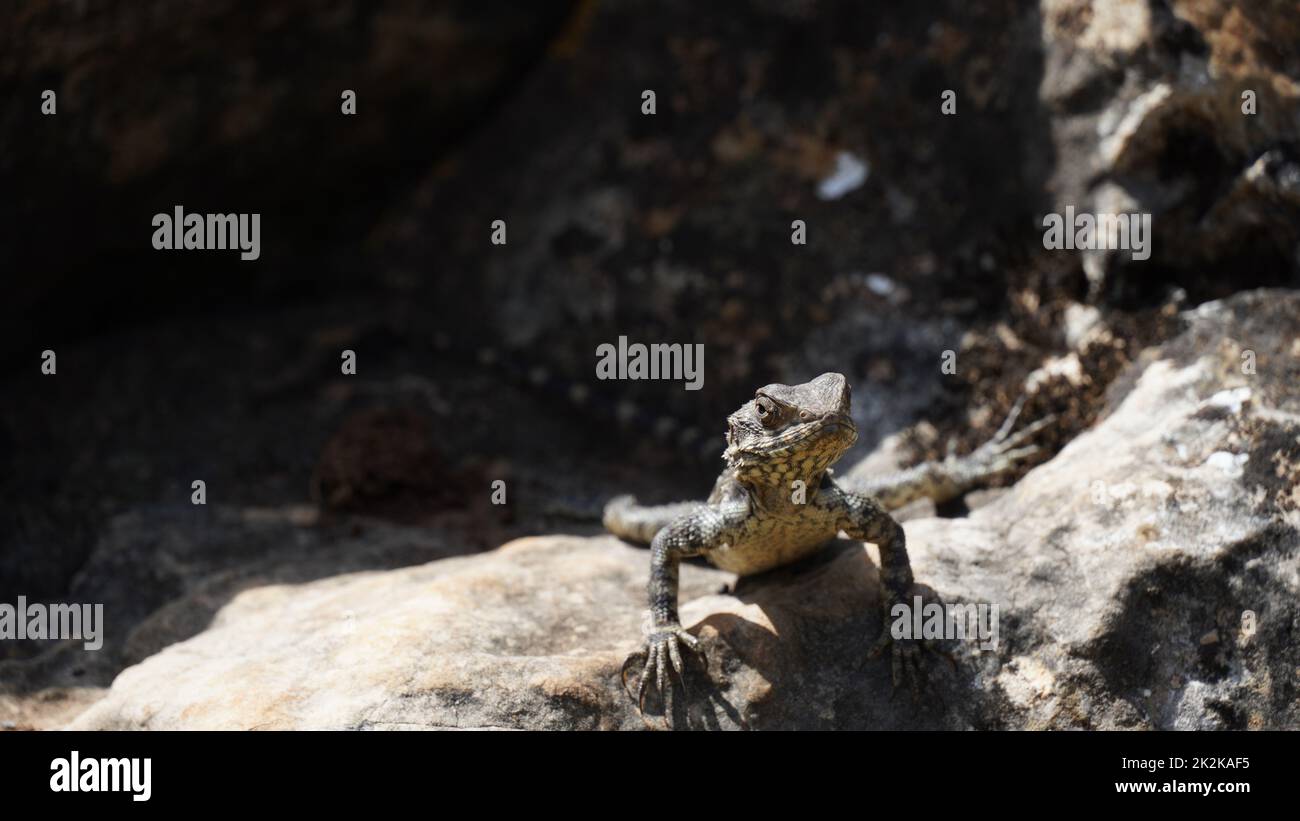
[868,623,959,705]
[957,396,1056,477]
[621,624,701,718]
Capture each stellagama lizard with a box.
[603,372,1049,711]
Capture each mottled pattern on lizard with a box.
[603,372,1050,711]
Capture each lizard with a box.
[602,371,1051,712]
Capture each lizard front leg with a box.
[624,502,746,713]
[820,483,938,699]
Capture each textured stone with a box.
[1040,0,1300,300]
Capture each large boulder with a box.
[1040,0,1300,301]
[65,289,1300,729]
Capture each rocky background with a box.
[1,0,1297,730]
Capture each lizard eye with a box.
[755,396,780,428]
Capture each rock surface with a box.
[64,289,1300,730]
[0,506,482,730]
[1040,0,1300,301]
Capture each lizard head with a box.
[723,372,858,484]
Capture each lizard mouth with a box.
[731,412,858,461]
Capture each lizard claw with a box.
[869,608,959,704]
[869,631,926,703]
[996,413,1055,451]
[991,395,1027,443]
[623,624,700,716]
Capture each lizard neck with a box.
[743,469,828,513]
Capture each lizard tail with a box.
[602,495,703,545]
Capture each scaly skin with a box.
[603,372,1050,711]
